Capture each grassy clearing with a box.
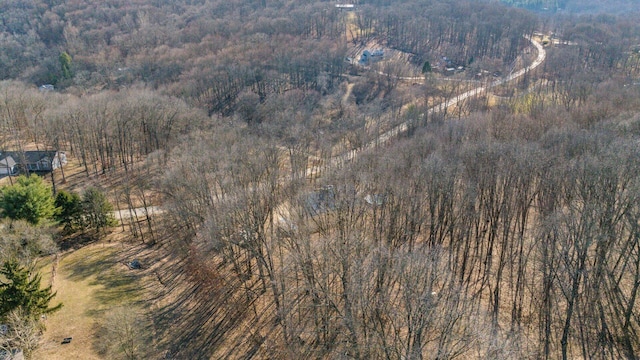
[32,242,147,360]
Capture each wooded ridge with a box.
[1,0,640,359]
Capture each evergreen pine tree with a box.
[54,190,83,232]
[0,259,62,321]
[0,174,56,225]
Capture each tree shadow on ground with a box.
[148,254,260,360]
[61,245,117,281]
[57,232,100,252]
[62,244,146,307]
[63,226,263,359]
[152,284,252,359]
[91,306,155,360]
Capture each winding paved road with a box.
[116,37,546,219]
[328,36,546,169]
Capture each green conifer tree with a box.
[54,190,83,232]
[59,51,73,80]
[0,259,62,321]
[82,187,117,234]
[0,174,56,225]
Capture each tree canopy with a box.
[82,187,117,233]
[0,259,62,322]
[54,190,83,232]
[58,51,73,81]
[0,220,57,265]
[0,175,56,225]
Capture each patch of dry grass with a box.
[32,243,146,360]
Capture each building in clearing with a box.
[0,150,67,175]
[359,49,384,65]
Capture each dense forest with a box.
[499,0,639,13]
[2,0,640,359]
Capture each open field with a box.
[32,240,151,360]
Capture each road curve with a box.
[116,37,546,219]
[329,36,546,169]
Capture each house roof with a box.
[2,151,58,165]
[303,186,336,216]
[0,154,16,168]
[364,194,385,206]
